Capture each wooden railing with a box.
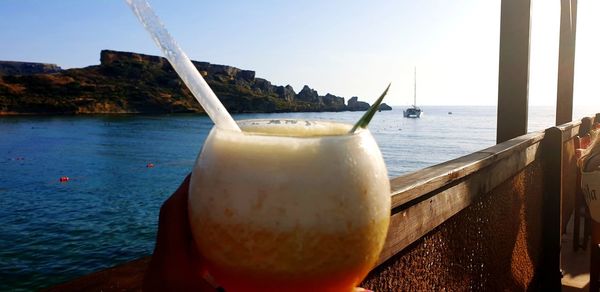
[363,128,555,290]
[48,114,599,291]
[361,113,597,291]
[379,131,545,265]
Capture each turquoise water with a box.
[0,106,587,290]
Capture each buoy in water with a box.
[59,176,69,182]
[146,163,155,168]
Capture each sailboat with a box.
[403,67,422,118]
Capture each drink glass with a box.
[189,119,390,292]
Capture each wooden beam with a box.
[497,0,532,143]
[540,127,563,290]
[556,0,578,125]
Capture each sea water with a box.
[0,106,593,290]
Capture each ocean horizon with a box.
[0,105,596,290]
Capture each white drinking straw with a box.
[124,0,241,132]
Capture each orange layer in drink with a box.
[195,217,389,292]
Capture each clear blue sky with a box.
[0,0,598,107]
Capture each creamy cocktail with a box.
[188,119,390,292]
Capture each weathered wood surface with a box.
[364,160,547,291]
[391,132,544,209]
[557,120,581,142]
[381,131,545,265]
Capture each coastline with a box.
[0,107,382,116]
[0,50,391,116]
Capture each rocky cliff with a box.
[0,61,62,76]
[0,50,380,115]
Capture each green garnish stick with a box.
[349,83,391,133]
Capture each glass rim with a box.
[212,118,366,139]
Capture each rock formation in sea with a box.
[379,103,392,111]
[347,96,370,111]
[0,50,373,115]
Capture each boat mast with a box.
[413,67,417,108]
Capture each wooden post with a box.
[497,0,531,143]
[573,117,593,251]
[556,0,578,125]
[541,127,563,290]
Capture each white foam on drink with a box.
[240,119,352,137]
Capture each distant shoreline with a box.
[0,109,379,117]
[0,107,389,117]
[0,50,391,116]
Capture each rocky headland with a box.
[0,61,63,76]
[0,50,391,115]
